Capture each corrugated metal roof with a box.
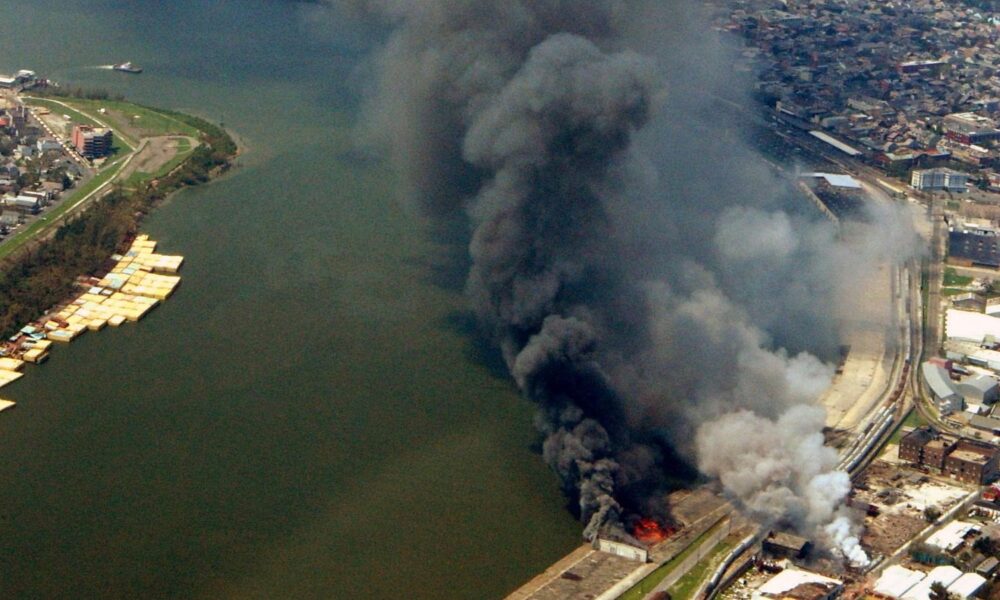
[923,362,961,400]
[874,565,925,599]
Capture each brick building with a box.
[899,427,1000,484]
[71,125,113,159]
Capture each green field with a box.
[944,267,974,287]
[57,98,200,140]
[0,157,127,260]
[617,518,729,600]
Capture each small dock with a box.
[0,234,184,404]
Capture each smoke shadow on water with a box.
[441,309,512,381]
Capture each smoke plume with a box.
[352,0,914,560]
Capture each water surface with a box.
[0,2,579,597]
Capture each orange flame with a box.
[633,518,672,544]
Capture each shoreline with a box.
[0,94,238,341]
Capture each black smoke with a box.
[351,0,915,549]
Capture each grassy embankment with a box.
[665,538,738,600]
[888,408,929,445]
[617,517,729,600]
[0,94,236,337]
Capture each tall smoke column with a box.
[354,0,912,557]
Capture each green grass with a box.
[942,287,968,296]
[0,158,127,260]
[666,539,737,600]
[59,98,199,140]
[22,97,100,128]
[617,518,728,600]
[888,408,929,445]
[944,267,974,287]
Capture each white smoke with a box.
[825,514,870,567]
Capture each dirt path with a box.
[118,135,198,182]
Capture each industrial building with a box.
[873,565,986,600]
[922,362,964,414]
[752,568,842,600]
[958,374,999,405]
[947,309,1000,345]
[71,125,113,159]
[800,172,866,219]
[594,536,647,563]
[911,168,969,193]
[944,113,1000,145]
[762,531,810,559]
[924,521,980,553]
[899,427,1000,484]
[949,223,1000,268]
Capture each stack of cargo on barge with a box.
[0,234,184,402]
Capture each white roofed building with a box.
[753,568,843,600]
[874,565,926,599]
[947,573,987,600]
[901,566,963,600]
[947,309,1000,345]
[925,521,980,553]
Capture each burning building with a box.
[354,0,912,562]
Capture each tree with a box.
[974,536,998,557]
[924,506,942,522]
[930,581,953,600]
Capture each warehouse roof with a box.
[802,172,863,189]
[874,565,926,599]
[902,566,963,600]
[961,374,998,393]
[809,130,863,156]
[754,568,842,600]
[926,521,980,552]
[946,309,1000,345]
[950,230,1000,268]
[948,572,987,600]
[922,362,961,401]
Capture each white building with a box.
[874,565,926,599]
[912,168,969,193]
[753,568,843,600]
[946,309,1000,346]
[947,573,987,600]
[595,538,647,563]
[901,566,963,600]
[925,521,980,553]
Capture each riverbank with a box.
[0,94,237,339]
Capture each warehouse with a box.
[923,362,964,414]
[753,568,842,600]
[901,566,962,600]
[958,374,999,405]
[947,310,1000,345]
[874,565,926,599]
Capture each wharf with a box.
[0,234,184,402]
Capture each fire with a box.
[632,518,672,544]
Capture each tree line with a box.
[0,109,237,338]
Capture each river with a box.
[0,2,580,598]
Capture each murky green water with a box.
[0,2,579,597]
